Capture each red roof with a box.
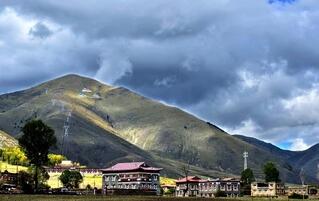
[175,176,207,183]
[101,162,162,173]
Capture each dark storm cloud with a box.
[1,0,319,150]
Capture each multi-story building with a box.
[286,185,309,196]
[176,176,240,198]
[199,178,240,197]
[175,176,203,197]
[0,170,17,186]
[101,162,162,195]
[251,182,285,197]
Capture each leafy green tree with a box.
[263,162,280,182]
[241,168,255,185]
[59,170,83,189]
[241,168,255,195]
[0,147,29,166]
[19,119,57,192]
[48,154,66,166]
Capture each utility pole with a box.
[243,151,248,170]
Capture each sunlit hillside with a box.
[0,130,18,148]
[0,74,315,183]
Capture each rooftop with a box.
[175,176,207,183]
[101,162,162,173]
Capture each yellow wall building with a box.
[45,160,102,189]
[251,182,285,197]
[46,171,102,189]
[286,185,308,196]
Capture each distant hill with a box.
[233,135,295,159]
[234,135,319,183]
[0,74,317,183]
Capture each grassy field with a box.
[0,195,234,201]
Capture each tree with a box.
[19,119,57,192]
[263,162,280,182]
[181,163,190,197]
[59,170,83,189]
[241,168,255,185]
[241,168,255,195]
[214,189,227,197]
[48,154,66,167]
[0,147,29,166]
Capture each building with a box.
[286,185,309,196]
[45,160,102,189]
[0,170,17,186]
[101,162,162,195]
[175,176,204,197]
[199,178,240,198]
[176,176,240,198]
[251,182,285,197]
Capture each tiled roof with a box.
[175,176,207,183]
[101,162,162,172]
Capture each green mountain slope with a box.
[0,74,309,182]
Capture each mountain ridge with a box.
[234,134,319,183]
[0,74,318,183]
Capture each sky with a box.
[0,0,319,151]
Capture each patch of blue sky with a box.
[277,141,292,150]
[269,0,296,4]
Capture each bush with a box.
[288,193,309,199]
[214,190,227,197]
[163,188,175,195]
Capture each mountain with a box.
[0,74,316,183]
[234,135,319,183]
[233,135,295,159]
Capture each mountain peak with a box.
[41,74,112,92]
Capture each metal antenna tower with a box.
[61,111,72,156]
[243,151,248,170]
